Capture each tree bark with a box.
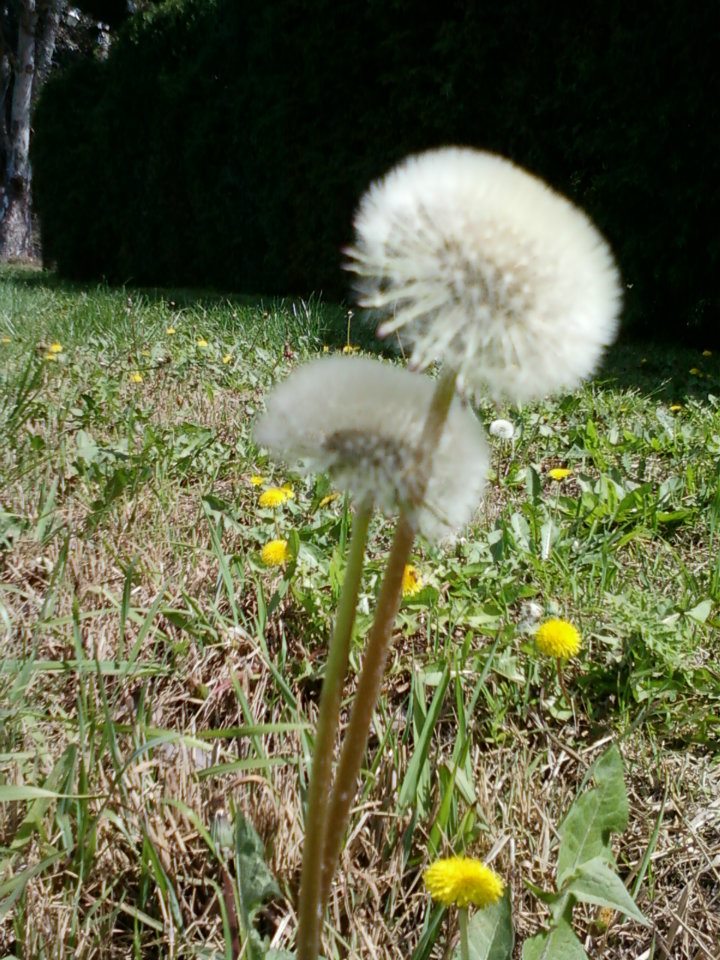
[0,0,37,260]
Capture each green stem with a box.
[319,366,458,907]
[459,907,470,960]
[296,497,373,960]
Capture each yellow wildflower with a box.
[44,353,58,362]
[319,492,339,507]
[166,326,176,335]
[1,335,11,344]
[258,487,291,508]
[342,344,360,354]
[222,354,232,364]
[280,483,295,498]
[547,467,572,481]
[535,618,581,659]
[322,345,330,353]
[249,475,265,487]
[702,350,712,357]
[689,367,701,376]
[424,857,504,909]
[197,338,209,348]
[669,404,683,412]
[130,371,143,383]
[402,564,423,598]
[261,539,290,567]
[48,342,63,354]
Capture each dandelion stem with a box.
[459,907,470,960]
[296,496,373,960]
[319,366,458,908]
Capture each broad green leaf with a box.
[234,813,280,917]
[521,920,587,960]
[566,857,649,926]
[686,599,712,623]
[398,664,450,810]
[455,892,514,960]
[557,745,628,884]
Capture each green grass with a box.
[1,267,719,959]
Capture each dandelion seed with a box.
[424,857,505,909]
[197,338,209,348]
[254,356,489,542]
[402,564,423,597]
[261,539,290,567]
[130,371,143,383]
[48,342,63,354]
[547,467,572,481]
[222,354,232,364]
[258,487,291,508]
[346,148,621,402]
[534,618,581,659]
[489,418,515,440]
[249,475,265,486]
[166,326,176,335]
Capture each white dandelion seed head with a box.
[254,355,489,542]
[489,418,515,440]
[346,147,622,403]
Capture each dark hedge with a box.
[33,0,719,341]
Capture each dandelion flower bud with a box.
[346,147,621,403]
[254,356,488,543]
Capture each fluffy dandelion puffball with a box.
[424,857,505,909]
[261,539,290,567]
[346,148,621,403]
[535,618,581,659]
[254,356,488,543]
[489,418,515,440]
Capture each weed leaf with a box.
[565,857,649,925]
[521,919,588,960]
[456,891,514,959]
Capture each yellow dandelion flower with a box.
[640,357,647,365]
[249,474,265,486]
[547,467,572,481]
[535,618,581,659]
[261,539,290,567]
[319,492,339,507]
[424,857,504,909]
[689,367,701,376]
[342,344,360,354]
[197,337,209,348]
[130,371,143,383]
[669,404,683,412]
[702,350,712,357]
[258,487,291,508]
[402,564,423,597]
[1,335,11,344]
[280,483,295,498]
[166,326,176,335]
[44,352,58,361]
[48,342,63,354]
[222,353,232,364]
[322,345,330,353]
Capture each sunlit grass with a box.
[1,268,719,958]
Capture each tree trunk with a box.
[0,0,37,260]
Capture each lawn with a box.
[1,267,719,959]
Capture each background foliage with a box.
[32,0,719,341]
